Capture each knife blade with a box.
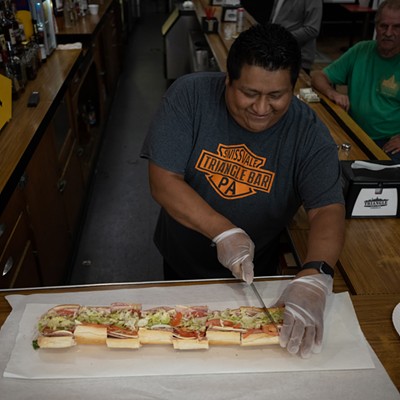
[250,283,278,328]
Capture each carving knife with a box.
[250,282,279,328]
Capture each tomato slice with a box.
[205,319,242,328]
[170,312,183,327]
[107,325,137,335]
[206,319,222,327]
[242,328,263,339]
[174,328,198,338]
[56,309,77,317]
[262,324,279,336]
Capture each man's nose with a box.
[384,25,394,36]
[253,96,271,115]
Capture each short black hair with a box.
[226,23,301,87]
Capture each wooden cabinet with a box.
[22,88,87,286]
[70,55,103,186]
[0,188,42,288]
[100,1,123,101]
[23,127,72,286]
[60,0,124,186]
[50,94,85,237]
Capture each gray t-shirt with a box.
[141,72,343,279]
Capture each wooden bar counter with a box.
[56,0,113,36]
[0,280,399,393]
[351,293,400,390]
[0,49,81,209]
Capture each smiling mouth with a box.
[248,111,272,119]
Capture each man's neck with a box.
[378,48,400,58]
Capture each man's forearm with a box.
[149,162,235,240]
[311,71,337,100]
[303,203,346,267]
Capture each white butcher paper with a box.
[2,281,375,379]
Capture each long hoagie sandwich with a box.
[33,303,283,350]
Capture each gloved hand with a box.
[273,274,333,358]
[212,228,255,284]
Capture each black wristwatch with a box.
[301,261,334,278]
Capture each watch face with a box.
[320,262,334,277]
[301,261,334,278]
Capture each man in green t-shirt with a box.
[311,0,400,161]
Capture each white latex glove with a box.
[273,274,333,358]
[212,228,255,284]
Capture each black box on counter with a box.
[202,17,219,33]
[341,160,400,218]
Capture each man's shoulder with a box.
[175,72,226,86]
[324,41,375,75]
[351,40,376,53]
[291,96,317,118]
[167,72,226,98]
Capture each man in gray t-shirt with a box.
[141,24,345,359]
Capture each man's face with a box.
[225,64,293,133]
[376,7,400,58]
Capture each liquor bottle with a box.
[0,21,10,67]
[31,23,42,69]
[4,54,22,100]
[24,40,39,80]
[0,50,5,76]
[80,0,88,16]
[9,1,24,45]
[0,8,16,48]
[6,40,26,96]
[35,25,47,63]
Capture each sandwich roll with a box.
[106,337,141,349]
[240,332,280,346]
[138,327,173,345]
[74,324,107,345]
[172,338,209,350]
[206,329,241,345]
[37,335,76,349]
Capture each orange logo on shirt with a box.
[195,144,275,199]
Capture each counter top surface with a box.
[55,0,113,36]
[0,49,81,210]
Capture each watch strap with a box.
[301,261,334,278]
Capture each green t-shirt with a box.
[324,41,400,140]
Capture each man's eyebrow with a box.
[379,22,400,27]
[240,86,285,95]
[240,86,259,93]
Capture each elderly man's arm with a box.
[311,70,350,112]
[383,134,400,156]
